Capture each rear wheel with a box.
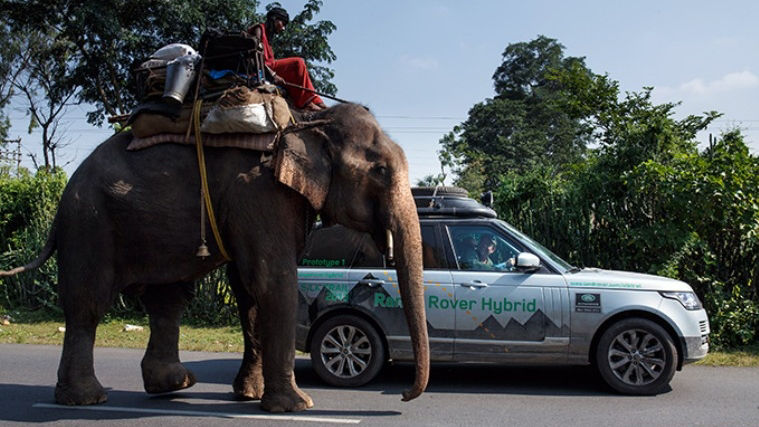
[595,317,678,395]
[309,315,386,387]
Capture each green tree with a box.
[12,28,79,170]
[491,56,756,347]
[0,16,30,141]
[442,36,597,192]
[3,0,336,126]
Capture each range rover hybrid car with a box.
[295,187,710,395]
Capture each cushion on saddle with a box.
[129,86,290,139]
[201,86,291,134]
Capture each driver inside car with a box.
[459,234,514,271]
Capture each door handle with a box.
[460,280,488,289]
[358,279,386,288]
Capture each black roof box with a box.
[411,187,497,218]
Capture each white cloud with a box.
[678,70,759,96]
[399,54,439,71]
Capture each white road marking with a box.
[33,403,361,424]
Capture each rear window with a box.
[299,225,383,268]
[299,224,445,269]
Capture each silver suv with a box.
[295,187,710,395]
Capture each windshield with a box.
[497,220,574,272]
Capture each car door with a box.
[445,222,569,363]
[297,225,360,332]
[346,223,455,361]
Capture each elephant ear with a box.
[274,131,332,211]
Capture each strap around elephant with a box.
[193,99,232,261]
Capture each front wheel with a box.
[309,315,386,387]
[595,317,678,395]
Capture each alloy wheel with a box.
[607,328,666,386]
[319,324,373,378]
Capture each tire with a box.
[411,186,469,197]
[309,315,386,387]
[595,318,678,395]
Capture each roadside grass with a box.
[1,309,757,366]
[694,343,759,367]
[0,309,244,353]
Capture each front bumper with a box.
[682,334,709,363]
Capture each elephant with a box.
[0,103,430,412]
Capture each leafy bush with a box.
[0,168,66,311]
[0,167,238,325]
[186,267,239,326]
[494,131,759,349]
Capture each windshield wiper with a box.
[567,266,582,273]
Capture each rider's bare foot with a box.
[304,101,326,111]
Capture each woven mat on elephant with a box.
[127,132,277,151]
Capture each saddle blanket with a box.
[128,132,277,152]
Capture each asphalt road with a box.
[1,343,757,426]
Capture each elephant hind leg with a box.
[55,278,112,405]
[55,322,108,405]
[139,282,196,394]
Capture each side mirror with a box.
[515,252,540,272]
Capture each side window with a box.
[421,225,446,269]
[299,225,358,268]
[351,233,385,268]
[447,225,522,271]
[348,224,446,269]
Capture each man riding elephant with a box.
[248,7,326,111]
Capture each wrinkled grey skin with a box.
[0,104,429,412]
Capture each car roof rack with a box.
[411,187,497,218]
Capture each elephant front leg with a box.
[140,283,196,394]
[229,264,264,400]
[233,303,264,400]
[258,272,313,412]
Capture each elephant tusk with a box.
[385,229,394,262]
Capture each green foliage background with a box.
[1,0,336,125]
[0,168,65,311]
[494,131,759,349]
[442,36,759,349]
[0,167,239,326]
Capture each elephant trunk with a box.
[386,186,429,401]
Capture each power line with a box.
[377,115,465,120]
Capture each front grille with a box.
[699,320,708,334]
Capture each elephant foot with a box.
[141,360,196,394]
[260,386,314,412]
[233,370,264,400]
[55,376,108,405]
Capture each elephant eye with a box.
[371,165,388,177]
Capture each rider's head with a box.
[266,7,289,33]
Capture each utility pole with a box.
[1,138,22,175]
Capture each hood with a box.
[565,268,694,292]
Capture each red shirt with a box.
[254,24,276,67]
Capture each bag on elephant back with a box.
[130,103,213,138]
[200,86,291,134]
[130,86,290,138]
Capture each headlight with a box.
[661,291,703,310]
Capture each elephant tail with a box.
[0,215,57,277]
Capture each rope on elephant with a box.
[192,99,232,261]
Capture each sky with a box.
[6,0,759,184]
